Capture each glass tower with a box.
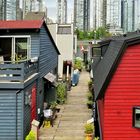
[74,0,90,31]
[0,0,17,20]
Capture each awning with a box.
[44,72,56,83]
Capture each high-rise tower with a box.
[23,0,45,18]
[57,0,67,24]
[106,0,122,32]
[121,0,140,33]
[93,0,105,30]
[0,0,17,20]
[74,0,90,31]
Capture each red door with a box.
[31,84,37,121]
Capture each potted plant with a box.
[26,130,36,140]
[50,101,60,112]
[84,123,94,140]
[87,100,94,109]
[56,82,67,104]
[88,80,93,92]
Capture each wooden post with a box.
[31,119,40,140]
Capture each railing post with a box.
[21,63,25,82]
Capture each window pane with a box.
[135,108,140,128]
[0,38,12,61]
[15,38,27,61]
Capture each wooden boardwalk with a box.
[39,71,92,140]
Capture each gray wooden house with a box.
[0,20,59,139]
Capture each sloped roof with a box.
[94,33,140,100]
[0,20,60,55]
[0,20,44,29]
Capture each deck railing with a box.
[0,60,38,82]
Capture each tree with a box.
[74,27,112,40]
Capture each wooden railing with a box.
[0,60,38,82]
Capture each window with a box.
[0,36,31,62]
[15,38,28,61]
[57,26,71,34]
[133,107,140,128]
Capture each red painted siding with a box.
[98,99,104,139]
[104,44,140,140]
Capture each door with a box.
[31,84,37,121]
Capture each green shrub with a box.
[94,137,100,140]
[84,123,94,134]
[74,57,83,71]
[87,92,93,101]
[56,82,67,104]
[88,80,93,92]
[87,100,93,109]
[50,101,58,110]
[26,130,36,140]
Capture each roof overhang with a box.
[44,72,56,83]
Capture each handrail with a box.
[0,60,38,82]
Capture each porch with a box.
[0,60,38,89]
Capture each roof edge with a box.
[96,34,140,100]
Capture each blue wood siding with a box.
[24,104,31,139]
[39,26,58,77]
[37,78,44,119]
[17,91,24,140]
[30,33,40,58]
[0,90,23,140]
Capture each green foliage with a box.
[74,57,83,70]
[94,137,100,140]
[26,130,36,140]
[88,80,93,92]
[75,27,112,40]
[56,82,67,104]
[50,101,58,109]
[87,100,94,109]
[84,123,94,134]
[87,80,94,109]
[87,92,93,101]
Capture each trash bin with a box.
[72,69,79,86]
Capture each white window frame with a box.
[133,107,140,128]
[0,35,31,61]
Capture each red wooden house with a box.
[93,33,140,140]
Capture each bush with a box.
[74,57,83,71]
[84,123,94,134]
[94,137,100,140]
[56,82,67,104]
[87,100,94,109]
[26,130,36,140]
[88,80,93,92]
[87,92,93,101]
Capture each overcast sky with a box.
[45,0,74,23]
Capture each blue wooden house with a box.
[0,20,60,139]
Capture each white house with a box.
[47,23,77,79]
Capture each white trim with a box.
[12,37,15,62]
[0,35,31,61]
[0,35,31,38]
[27,37,31,60]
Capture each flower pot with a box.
[85,133,93,140]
